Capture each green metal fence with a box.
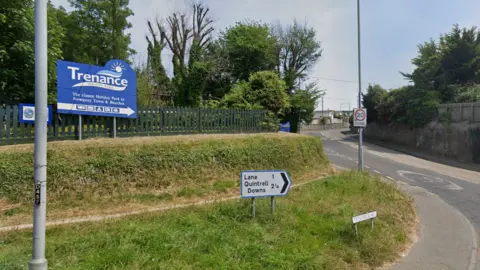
[0,105,271,145]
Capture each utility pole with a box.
[322,96,324,113]
[357,0,364,171]
[30,0,48,269]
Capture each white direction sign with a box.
[353,108,367,127]
[352,211,377,224]
[241,170,292,198]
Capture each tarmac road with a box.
[305,129,480,270]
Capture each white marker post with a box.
[30,0,48,269]
[352,211,376,235]
[240,170,292,217]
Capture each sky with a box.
[51,0,480,111]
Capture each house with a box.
[311,110,344,124]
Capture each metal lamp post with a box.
[357,0,364,171]
[30,0,48,269]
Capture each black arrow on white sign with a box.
[280,172,289,193]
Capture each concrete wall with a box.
[364,121,480,164]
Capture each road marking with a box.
[397,170,463,191]
[387,176,394,180]
[374,170,380,174]
[348,158,353,161]
[365,165,370,169]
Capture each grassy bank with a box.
[0,172,415,270]
[0,133,331,226]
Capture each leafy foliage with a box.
[1,1,323,126]
[0,1,64,104]
[222,21,278,82]
[369,25,480,128]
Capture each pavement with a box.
[303,129,479,270]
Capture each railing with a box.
[437,103,480,123]
[300,122,349,131]
[0,105,271,145]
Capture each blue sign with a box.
[57,59,137,118]
[19,103,53,125]
[279,121,290,132]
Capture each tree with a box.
[0,1,64,104]
[145,20,173,103]
[272,20,323,93]
[222,21,277,82]
[244,71,290,114]
[362,84,387,123]
[219,71,290,114]
[151,3,216,106]
[402,25,480,103]
[287,82,324,132]
[62,0,135,65]
[0,0,35,104]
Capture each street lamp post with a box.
[357,0,364,171]
[30,0,48,269]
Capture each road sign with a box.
[279,121,290,132]
[241,170,292,198]
[352,211,377,224]
[57,59,137,118]
[353,108,367,127]
[19,103,52,125]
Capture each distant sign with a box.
[279,121,291,132]
[352,211,377,224]
[241,170,292,198]
[57,59,137,118]
[353,108,367,127]
[19,103,53,125]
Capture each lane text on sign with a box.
[240,170,292,198]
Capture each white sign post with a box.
[352,211,377,235]
[240,170,292,217]
[353,108,367,128]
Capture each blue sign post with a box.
[279,121,291,132]
[19,103,53,125]
[57,59,137,118]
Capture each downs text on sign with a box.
[240,170,292,198]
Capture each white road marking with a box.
[387,176,394,180]
[374,170,380,174]
[397,170,463,191]
[365,165,370,169]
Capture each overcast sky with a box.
[51,0,480,111]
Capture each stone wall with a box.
[364,121,480,164]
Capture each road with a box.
[307,129,480,233]
[305,129,480,269]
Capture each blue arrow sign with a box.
[56,59,137,118]
[240,170,292,198]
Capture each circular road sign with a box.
[355,108,366,121]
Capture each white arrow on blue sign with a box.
[240,170,292,198]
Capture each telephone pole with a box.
[30,0,48,269]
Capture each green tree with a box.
[222,21,277,82]
[62,0,135,65]
[244,71,290,114]
[152,3,215,106]
[362,84,387,123]
[402,25,480,102]
[272,20,323,93]
[286,83,324,132]
[220,71,289,114]
[0,1,64,104]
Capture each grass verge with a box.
[0,133,331,226]
[0,172,415,269]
